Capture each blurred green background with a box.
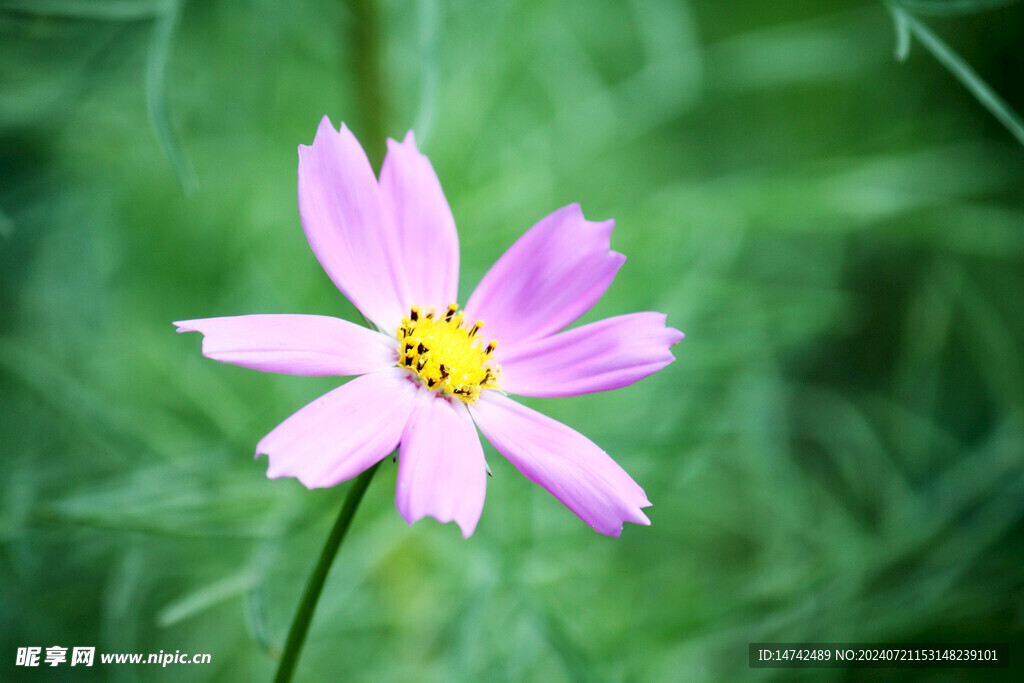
[3,0,1024,680]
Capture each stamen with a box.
[395,303,501,404]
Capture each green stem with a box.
[351,0,386,167]
[273,461,381,683]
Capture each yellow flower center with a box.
[396,303,501,404]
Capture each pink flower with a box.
[176,116,683,538]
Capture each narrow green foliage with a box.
[887,2,1024,147]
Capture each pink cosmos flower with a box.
[176,116,683,538]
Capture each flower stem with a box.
[350,0,386,167]
[273,461,381,683]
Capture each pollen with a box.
[396,304,501,403]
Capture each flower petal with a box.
[464,204,625,347]
[174,314,396,376]
[470,392,650,537]
[379,131,459,313]
[297,116,407,332]
[499,313,684,397]
[396,395,487,538]
[257,368,417,488]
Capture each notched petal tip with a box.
[564,202,616,237]
[596,219,617,242]
[563,201,583,219]
[400,510,479,539]
[602,512,651,538]
[258,450,318,488]
[256,446,338,491]
[651,313,685,347]
[317,114,337,134]
[296,116,352,155]
[297,115,338,152]
[597,501,652,537]
[385,130,426,161]
[633,503,652,525]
